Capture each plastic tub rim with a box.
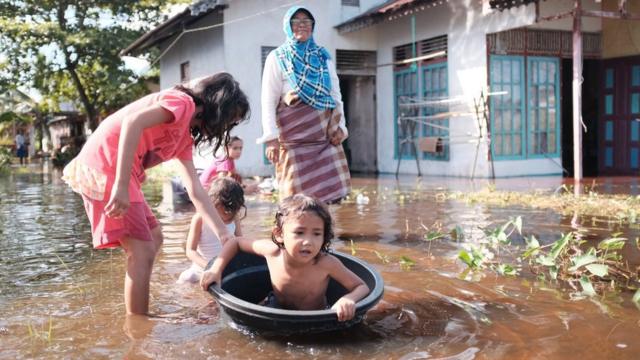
[207,250,384,318]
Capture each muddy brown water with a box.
[1,164,639,359]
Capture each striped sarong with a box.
[275,101,351,203]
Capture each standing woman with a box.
[258,6,350,204]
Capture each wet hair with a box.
[175,72,250,155]
[208,177,246,220]
[271,194,334,255]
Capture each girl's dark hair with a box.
[208,177,246,220]
[271,194,333,256]
[175,72,250,154]
[227,136,242,147]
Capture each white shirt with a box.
[15,134,25,147]
[257,50,348,144]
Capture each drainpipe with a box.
[572,0,583,193]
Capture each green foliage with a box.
[398,256,416,270]
[456,217,639,302]
[0,146,12,174]
[0,1,186,129]
[51,145,79,168]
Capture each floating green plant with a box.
[457,218,640,302]
[398,256,416,271]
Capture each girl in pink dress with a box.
[62,72,250,315]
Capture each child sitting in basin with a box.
[201,194,369,321]
[178,177,245,284]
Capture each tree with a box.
[0,1,187,130]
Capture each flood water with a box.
[1,163,639,359]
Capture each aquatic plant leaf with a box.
[522,246,540,259]
[522,235,541,259]
[568,253,598,273]
[536,255,556,267]
[597,237,627,251]
[449,225,464,241]
[580,276,597,297]
[513,216,522,235]
[399,256,416,270]
[374,250,390,264]
[425,231,446,241]
[550,233,572,260]
[496,264,517,276]
[549,265,559,280]
[632,289,640,310]
[585,264,609,277]
[458,250,475,269]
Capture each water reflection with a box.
[1,167,640,359]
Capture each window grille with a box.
[342,0,359,6]
[180,61,190,83]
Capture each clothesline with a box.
[397,91,508,108]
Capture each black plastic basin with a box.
[206,251,384,335]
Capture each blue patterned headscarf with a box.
[274,6,336,110]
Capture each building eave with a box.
[336,0,541,34]
[336,0,436,34]
[120,0,226,56]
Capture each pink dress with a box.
[199,157,236,190]
[63,89,195,248]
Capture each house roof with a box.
[336,0,435,34]
[120,0,226,56]
[489,0,539,11]
[336,0,540,33]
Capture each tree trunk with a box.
[57,3,98,131]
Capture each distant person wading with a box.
[258,6,351,204]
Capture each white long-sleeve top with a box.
[257,50,348,144]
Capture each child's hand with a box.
[331,297,356,322]
[105,185,130,218]
[219,233,235,246]
[200,269,221,291]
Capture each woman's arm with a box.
[105,105,173,218]
[327,59,349,142]
[185,214,209,269]
[176,158,233,244]
[259,51,283,163]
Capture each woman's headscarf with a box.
[274,6,336,110]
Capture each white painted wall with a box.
[159,12,226,90]
[374,0,600,177]
[217,0,378,177]
[155,0,601,178]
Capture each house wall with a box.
[159,12,226,91]
[217,0,378,176]
[154,0,607,178]
[601,0,640,59]
[375,0,601,177]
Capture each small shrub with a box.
[0,146,12,175]
[51,145,79,168]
